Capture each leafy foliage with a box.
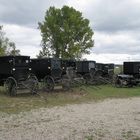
[0,25,20,56]
[38,6,94,59]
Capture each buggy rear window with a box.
[89,62,95,69]
[14,58,29,64]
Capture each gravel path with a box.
[0,97,140,140]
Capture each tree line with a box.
[0,6,94,59]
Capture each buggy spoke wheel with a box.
[74,74,85,86]
[28,75,39,94]
[83,73,91,84]
[114,76,122,88]
[44,76,54,92]
[94,70,103,77]
[4,77,17,96]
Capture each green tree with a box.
[7,42,20,56]
[38,6,94,59]
[0,25,20,56]
[0,26,6,55]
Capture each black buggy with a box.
[61,60,114,85]
[75,60,97,84]
[95,63,114,84]
[76,62,114,85]
[61,59,85,88]
[61,59,76,75]
[115,62,140,87]
[0,56,38,96]
[31,58,63,91]
[96,63,114,77]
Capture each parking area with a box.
[0,97,140,140]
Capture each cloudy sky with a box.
[0,0,140,64]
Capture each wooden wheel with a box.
[83,73,91,84]
[43,76,54,92]
[94,70,103,77]
[4,77,17,96]
[114,76,122,88]
[28,75,39,94]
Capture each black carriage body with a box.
[0,56,31,86]
[31,58,62,81]
[96,63,114,74]
[96,63,104,70]
[103,63,114,74]
[96,63,114,71]
[61,59,76,74]
[115,62,140,87]
[123,62,140,84]
[76,61,96,75]
[124,62,140,75]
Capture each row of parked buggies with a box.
[0,55,140,96]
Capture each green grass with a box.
[0,85,140,114]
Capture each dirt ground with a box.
[0,97,140,140]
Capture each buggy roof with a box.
[124,61,140,63]
[31,58,59,60]
[31,58,61,61]
[0,55,30,60]
[96,63,114,65]
[77,60,96,63]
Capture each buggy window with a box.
[0,58,13,64]
[13,57,30,65]
[136,64,140,73]
[105,65,109,68]
[9,59,13,63]
[89,62,95,69]
[51,59,61,69]
[15,58,29,64]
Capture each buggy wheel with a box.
[94,70,103,77]
[83,73,91,84]
[68,74,84,87]
[76,74,85,85]
[43,76,54,92]
[28,75,39,95]
[94,70,105,85]
[114,76,122,88]
[4,77,17,96]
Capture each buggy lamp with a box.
[29,68,32,71]
[48,66,51,69]
[63,67,65,69]
[12,68,16,71]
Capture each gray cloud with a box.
[0,0,140,63]
[92,31,140,55]
[0,0,67,26]
[3,24,41,57]
[83,0,140,32]
[1,0,140,32]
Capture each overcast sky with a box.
[0,0,140,64]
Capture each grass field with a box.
[0,85,140,114]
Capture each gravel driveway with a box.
[0,97,140,140]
